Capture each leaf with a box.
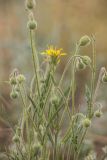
[28,95,39,119]
[58,86,70,107]
[42,103,64,142]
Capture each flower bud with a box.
[102,74,107,83]
[82,118,91,128]
[12,135,20,143]
[82,56,91,66]
[94,110,103,118]
[25,0,36,10]
[76,59,86,70]
[79,35,91,47]
[9,76,17,85]
[27,20,37,30]
[16,74,26,84]
[10,90,19,99]
[33,143,42,157]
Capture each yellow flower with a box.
[42,46,66,58]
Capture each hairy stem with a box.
[29,30,40,98]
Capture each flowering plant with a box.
[2,0,107,160]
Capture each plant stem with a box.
[53,132,58,160]
[59,54,82,88]
[71,44,79,115]
[93,67,106,104]
[29,30,40,98]
[18,84,31,159]
[75,129,87,160]
[56,87,72,123]
[91,36,96,105]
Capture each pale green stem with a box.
[75,129,87,160]
[41,64,55,119]
[53,132,58,160]
[56,87,72,127]
[41,80,53,115]
[91,36,96,102]
[71,44,80,115]
[29,30,40,98]
[93,67,106,104]
[18,84,31,159]
[58,55,82,88]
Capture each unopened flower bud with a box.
[94,110,103,118]
[10,90,19,99]
[27,19,37,30]
[33,143,42,157]
[76,59,86,70]
[9,76,17,85]
[16,74,26,84]
[82,118,91,128]
[102,74,107,83]
[79,35,91,47]
[12,135,20,143]
[82,56,91,66]
[25,0,36,10]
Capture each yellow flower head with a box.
[42,46,66,64]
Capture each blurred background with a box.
[0,0,107,154]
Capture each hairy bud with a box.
[9,76,17,85]
[27,19,37,30]
[102,73,107,83]
[82,56,91,66]
[12,135,20,143]
[76,58,86,70]
[33,143,42,157]
[16,74,26,84]
[82,118,91,128]
[25,0,36,10]
[79,35,91,47]
[10,90,19,99]
[94,110,103,118]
